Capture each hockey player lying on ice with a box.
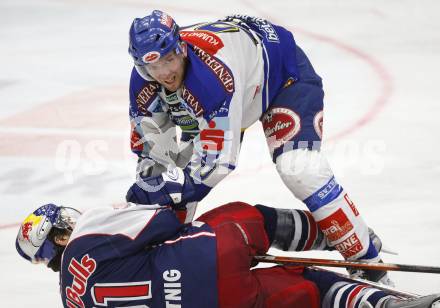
[16,201,440,307]
[127,10,390,284]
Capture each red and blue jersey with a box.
[60,204,218,308]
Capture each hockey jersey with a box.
[60,204,218,308]
[129,15,299,201]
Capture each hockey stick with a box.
[254,255,440,274]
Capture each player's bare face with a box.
[146,51,186,92]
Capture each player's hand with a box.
[126,166,195,206]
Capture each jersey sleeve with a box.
[185,91,243,197]
[129,68,180,174]
[69,204,183,257]
[179,42,250,202]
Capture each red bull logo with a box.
[21,214,43,241]
[21,222,33,240]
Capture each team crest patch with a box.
[313,110,323,139]
[262,107,301,150]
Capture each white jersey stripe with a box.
[288,209,302,251]
[164,231,216,245]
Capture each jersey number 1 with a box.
[91,281,151,307]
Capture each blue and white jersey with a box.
[129,15,299,199]
[60,204,218,308]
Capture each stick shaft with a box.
[254,255,440,274]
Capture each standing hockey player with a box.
[15,201,440,308]
[127,10,386,282]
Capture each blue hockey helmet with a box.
[128,10,182,67]
[16,204,81,265]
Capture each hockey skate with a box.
[384,294,440,308]
[349,261,394,286]
[349,229,394,286]
[360,294,440,308]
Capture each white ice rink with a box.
[1,0,440,306]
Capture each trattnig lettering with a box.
[163,269,182,308]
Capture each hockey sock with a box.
[275,149,380,261]
[255,204,329,251]
[323,281,391,308]
[303,268,394,308]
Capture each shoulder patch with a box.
[180,30,224,55]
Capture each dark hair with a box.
[46,227,70,272]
